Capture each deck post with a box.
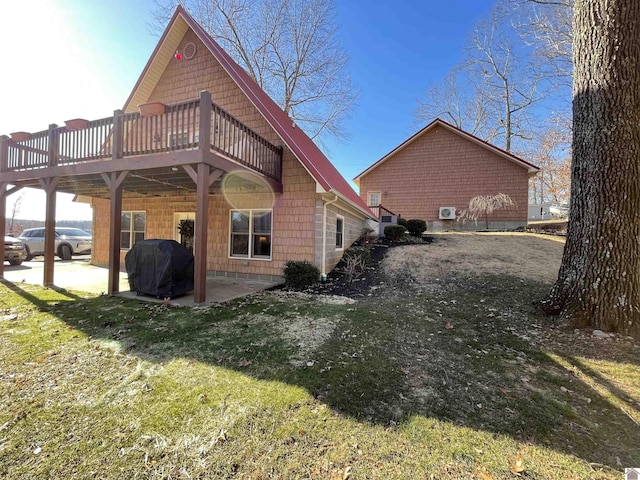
[0,183,6,279]
[47,124,59,167]
[103,173,127,295]
[108,189,123,294]
[199,91,212,150]
[193,163,210,303]
[0,141,8,279]
[0,135,8,173]
[193,94,213,304]
[104,116,127,295]
[112,110,124,159]
[40,178,59,286]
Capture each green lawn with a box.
[0,261,638,479]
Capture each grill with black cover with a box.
[125,239,194,298]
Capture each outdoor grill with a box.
[125,239,194,298]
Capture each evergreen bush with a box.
[384,225,406,241]
[406,219,427,237]
[283,260,320,289]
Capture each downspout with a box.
[321,193,339,280]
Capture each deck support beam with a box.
[39,177,59,286]
[101,170,128,294]
[0,136,8,279]
[192,91,217,303]
[190,165,222,303]
[194,164,210,303]
[0,183,6,279]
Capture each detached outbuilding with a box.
[354,119,540,231]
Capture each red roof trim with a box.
[124,6,373,219]
[354,118,540,181]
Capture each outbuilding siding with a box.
[358,125,530,230]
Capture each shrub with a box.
[344,245,371,265]
[398,218,408,228]
[283,260,320,289]
[384,225,406,241]
[342,246,370,283]
[357,227,377,250]
[406,219,427,237]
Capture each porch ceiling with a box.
[10,165,218,199]
[5,145,283,199]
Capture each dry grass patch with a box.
[383,232,565,285]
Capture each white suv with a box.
[18,227,92,261]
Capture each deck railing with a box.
[368,204,396,219]
[1,93,283,182]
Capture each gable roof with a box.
[353,118,540,185]
[123,6,374,219]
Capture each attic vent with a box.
[183,42,197,60]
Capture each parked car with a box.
[4,236,27,266]
[18,227,92,261]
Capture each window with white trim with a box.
[367,191,381,207]
[336,215,344,250]
[121,211,146,249]
[230,210,272,259]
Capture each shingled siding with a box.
[91,151,317,278]
[90,25,328,278]
[144,29,281,147]
[359,126,529,230]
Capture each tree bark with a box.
[544,0,640,337]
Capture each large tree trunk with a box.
[543,0,640,337]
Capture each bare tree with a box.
[151,0,356,142]
[415,68,500,142]
[7,192,24,234]
[416,3,551,153]
[509,0,573,89]
[466,5,552,152]
[544,0,640,337]
[521,113,571,203]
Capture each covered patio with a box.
[2,258,280,305]
[0,90,283,303]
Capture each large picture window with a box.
[121,211,146,249]
[230,210,272,260]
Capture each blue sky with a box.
[0,0,495,220]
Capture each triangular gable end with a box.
[123,13,190,114]
[123,6,374,219]
[354,118,540,186]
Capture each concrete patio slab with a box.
[3,258,281,305]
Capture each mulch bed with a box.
[303,236,433,298]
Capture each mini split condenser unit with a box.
[439,207,456,220]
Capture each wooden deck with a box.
[0,91,282,197]
[0,91,283,303]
